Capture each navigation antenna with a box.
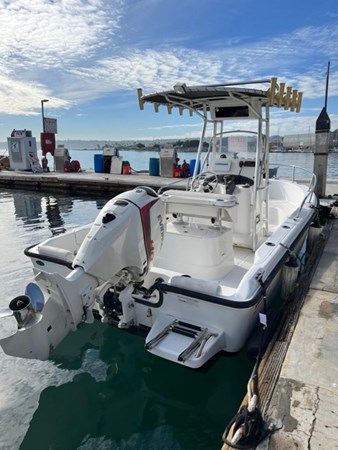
[324,61,330,111]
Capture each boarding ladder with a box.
[145,315,223,368]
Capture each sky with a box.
[0,0,337,144]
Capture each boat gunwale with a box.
[24,244,73,270]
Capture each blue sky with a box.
[0,0,337,143]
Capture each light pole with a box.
[41,99,49,132]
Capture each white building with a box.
[283,133,315,150]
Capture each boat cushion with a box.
[37,245,74,263]
[170,276,220,295]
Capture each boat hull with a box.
[117,216,312,367]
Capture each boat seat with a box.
[161,189,237,221]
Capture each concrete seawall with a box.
[266,213,338,449]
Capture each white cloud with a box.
[0,0,122,67]
[0,70,69,115]
[0,0,124,114]
[68,48,222,94]
[63,24,338,103]
[144,123,201,131]
[0,0,336,121]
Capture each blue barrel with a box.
[189,159,201,176]
[149,158,160,176]
[94,154,104,173]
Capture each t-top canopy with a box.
[137,78,302,118]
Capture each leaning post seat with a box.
[161,189,237,221]
[156,190,237,279]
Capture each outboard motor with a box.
[73,186,165,282]
[0,187,165,360]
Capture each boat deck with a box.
[221,247,253,292]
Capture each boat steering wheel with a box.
[191,171,219,193]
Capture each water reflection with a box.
[96,199,107,210]
[20,321,253,450]
[10,192,79,236]
[12,192,43,230]
[45,196,67,235]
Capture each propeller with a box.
[25,283,45,313]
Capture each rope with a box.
[222,405,270,449]
[221,357,273,449]
[222,276,272,449]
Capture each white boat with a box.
[0,78,318,369]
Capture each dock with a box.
[0,169,187,196]
[0,169,337,198]
[265,212,338,449]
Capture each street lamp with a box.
[41,99,49,132]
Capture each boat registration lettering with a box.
[177,295,198,306]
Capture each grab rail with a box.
[270,162,316,186]
[269,163,317,217]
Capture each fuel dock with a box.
[0,169,187,196]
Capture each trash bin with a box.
[189,159,201,176]
[94,154,104,173]
[149,158,160,176]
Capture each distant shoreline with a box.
[69,148,338,154]
[1,146,337,154]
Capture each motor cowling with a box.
[73,187,165,283]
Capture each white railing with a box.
[270,163,316,190]
[270,163,317,217]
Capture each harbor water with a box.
[0,190,254,450]
[65,149,338,179]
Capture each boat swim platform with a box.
[0,170,188,196]
[221,209,338,450]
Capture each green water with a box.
[21,322,254,450]
[0,190,255,450]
